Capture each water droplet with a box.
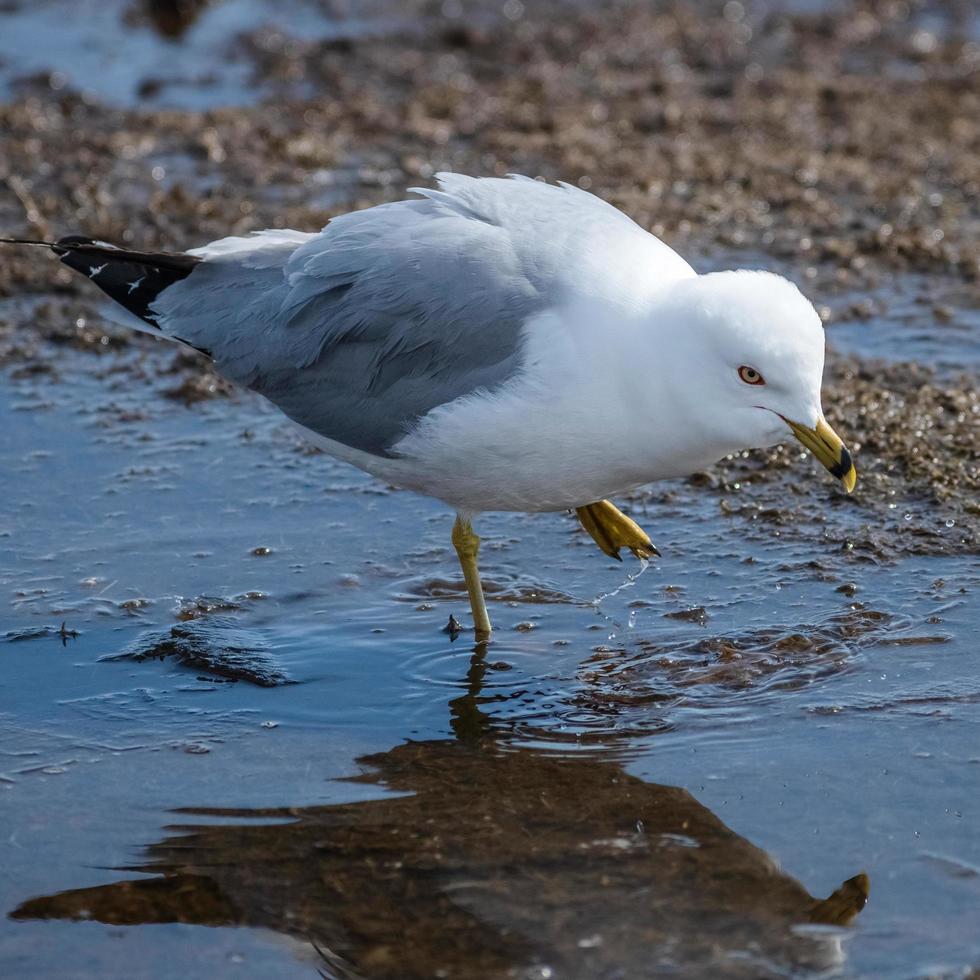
[945,519,955,528]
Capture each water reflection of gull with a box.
[13,649,868,980]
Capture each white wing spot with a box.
[88,263,107,278]
[127,275,146,294]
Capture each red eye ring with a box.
[738,365,765,386]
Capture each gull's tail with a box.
[0,234,200,330]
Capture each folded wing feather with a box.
[150,174,694,457]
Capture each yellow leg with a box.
[575,499,659,562]
[451,513,492,641]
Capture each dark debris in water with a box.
[2,622,79,645]
[104,617,291,687]
[176,593,265,621]
[664,606,709,627]
[3,625,61,643]
[136,0,212,40]
[583,605,949,706]
[442,613,463,640]
[399,574,577,605]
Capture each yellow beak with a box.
[784,416,857,493]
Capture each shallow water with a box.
[1,321,977,978]
[0,0,406,108]
[827,277,980,373]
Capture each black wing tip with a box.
[53,235,201,327]
[4,233,208,353]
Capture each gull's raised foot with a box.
[575,499,659,562]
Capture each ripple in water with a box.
[397,601,954,751]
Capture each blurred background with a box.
[1,0,978,289]
[0,2,978,979]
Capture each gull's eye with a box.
[738,365,765,386]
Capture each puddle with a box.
[0,0,409,108]
[106,617,293,687]
[0,326,977,977]
[826,275,980,372]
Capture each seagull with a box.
[1,174,855,640]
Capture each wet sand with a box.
[1,1,979,978]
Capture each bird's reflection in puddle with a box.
[12,644,868,979]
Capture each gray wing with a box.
[151,174,691,456]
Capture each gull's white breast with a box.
[382,300,724,512]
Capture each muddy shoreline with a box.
[1,0,977,556]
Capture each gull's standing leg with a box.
[452,513,492,640]
[576,499,659,561]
